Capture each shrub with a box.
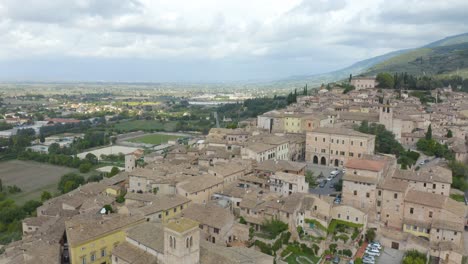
[116,195,125,203]
[7,185,22,194]
[366,229,376,242]
[79,162,92,173]
[261,219,288,239]
[87,174,103,183]
[239,216,247,225]
[329,243,337,253]
[255,240,273,255]
[342,249,352,257]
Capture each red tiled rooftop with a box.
[345,159,385,172]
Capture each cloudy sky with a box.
[0,0,467,82]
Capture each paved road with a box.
[307,164,343,196]
[376,248,404,264]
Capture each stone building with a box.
[305,127,375,167]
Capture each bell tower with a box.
[164,218,200,264]
[379,105,393,131]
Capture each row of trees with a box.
[376,72,468,91]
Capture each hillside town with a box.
[1,78,468,264]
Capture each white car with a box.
[330,170,339,176]
[365,250,380,257]
[370,241,382,249]
[327,176,333,181]
[363,259,375,264]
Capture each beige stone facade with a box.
[306,127,375,167]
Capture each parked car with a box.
[365,250,380,256]
[327,176,333,181]
[319,181,326,188]
[334,197,341,204]
[333,256,340,264]
[363,255,375,261]
[366,246,379,252]
[330,170,339,176]
[363,259,375,264]
[370,241,382,249]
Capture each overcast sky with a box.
[0,0,467,82]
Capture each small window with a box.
[353,190,357,195]
[101,248,106,257]
[429,211,433,218]
[394,193,398,199]
[90,252,96,262]
[366,193,370,198]
[410,208,414,214]
[378,190,381,196]
[214,228,220,234]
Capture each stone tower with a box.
[164,218,200,264]
[379,105,393,131]
[125,154,136,172]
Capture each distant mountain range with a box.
[273,32,468,88]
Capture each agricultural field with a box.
[0,160,77,204]
[114,120,178,132]
[128,133,181,144]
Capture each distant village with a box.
[1,76,467,264]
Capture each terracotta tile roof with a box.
[112,242,158,264]
[344,158,386,172]
[182,204,234,229]
[379,178,409,192]
[65,214,145,246]
[404,190,445,208]
[127,222,165,253]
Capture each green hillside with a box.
[366,42,468,78]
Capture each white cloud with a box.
[0,0,467,81]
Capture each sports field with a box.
[0,160,77,204]
[114,120,178,132]
[128,134,181,144]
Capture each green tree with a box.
[58,173,85,193]
[79,162,92,173]
[447,129,453,138]
[305,171,316,187]
[22,200,42,215]
[63,181,77,193]
[366,229,376,242]
[425,124,432,140]
[376,72,395,88]
[40,191,52,202]
[108,166,120,177]
[87,174,103,182]
[48,143,60,155]
[85,153,98,165]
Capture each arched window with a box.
[190,236,193,247]
[173,237,176,249]
[169,236,173,248]
[186,238,189,248]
